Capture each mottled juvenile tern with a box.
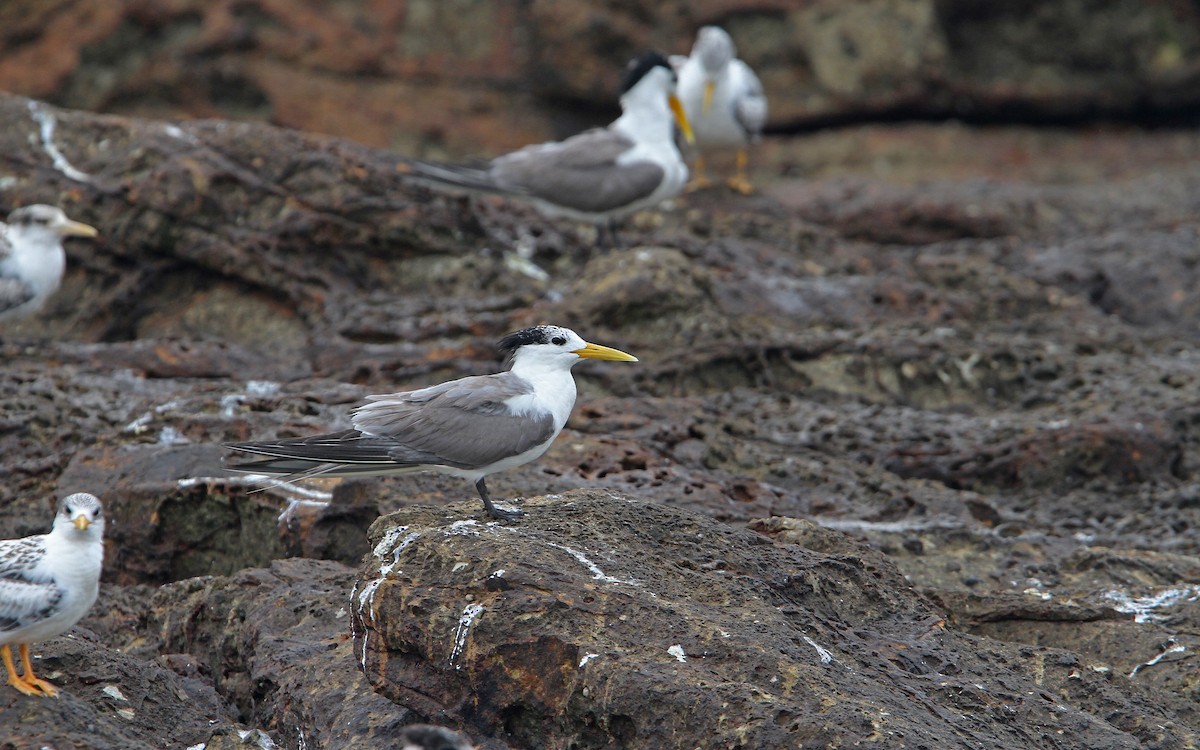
[0,205,98,322]
[675,26,768,194]
[0,493,104,698]
[226,326,638,521]
[405,51,694,246]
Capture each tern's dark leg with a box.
[595,219,624,251]
[606,219,624,250]
[475,478,524,521]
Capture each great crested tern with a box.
[0,205,98,323]
[674,26,768,194]
[226,326,638,521]
[405,51,694,246]
[0,493,105,698]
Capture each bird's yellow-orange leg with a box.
[726,149,755,195]
[18,644,57,697]
[686,154,712,192]
[2,644,43,697]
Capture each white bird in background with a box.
[227,325,638,521]
[675,26,769,194]
[0,205,98,323]
[0,493,105,698]
[404,51,695,247]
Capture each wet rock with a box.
[0,625,248,749]
[353,490,1194,748]
[1,73,1200,748]
[121,558,437,750]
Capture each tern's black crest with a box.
[6,205,57,226]
[497,325,561,357]
[619,50,673,95]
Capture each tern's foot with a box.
[8,674,51,697]
[685,175,713,193]
[725,175,756,195]
[21,675,58,698]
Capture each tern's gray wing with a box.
[0,277,35,317]
[731,60,768,140]
[0,227,35,315]
[0,226,12,261]
[0,536,49,580]
[490,128,664,213]
[0,578,63,633]
[0,536,61,633]
[352,372,559,469]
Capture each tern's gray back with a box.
[490,128,664,214]
[353,372,559,469]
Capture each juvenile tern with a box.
[0,205,98,322]
[0,493,104,698]
[226,326,638,521]
[405,51,694,246]
[675,26,768,194]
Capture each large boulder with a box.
[352,490,1194,748]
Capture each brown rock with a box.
[353,490,1191,748]
[4,1,1200,156]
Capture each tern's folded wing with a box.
[490,128,664,214]
[0,277,34,316]
[731,61,768,139]
[353,374,559,470]
[0,537,49,580]
[0,538,61,632]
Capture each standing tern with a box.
[405,51,694,246]
[0,205,98,323]
[675,26,768,194]
[0,493,105,698]
[226,325,638,521]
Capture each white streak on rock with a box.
[1129,639,1186,678]
[1104,586,1200,623]
[803,635,834,664]
[355,528,422,624]
[450,603,485,669]
[28,100,92,183]
[545,541,639,586]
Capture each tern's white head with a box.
[499,325,638,373]
[5,205,99,251]
[51,492,105,541]
[617,50,695,145]
[694,26,736,73]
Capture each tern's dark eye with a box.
[552,336,567,346]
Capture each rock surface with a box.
[2,1,1200,155]
[0,68,1199,748]
[354,490,1195,749]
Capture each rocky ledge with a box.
[0,89,1199,748]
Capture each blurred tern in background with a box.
[674,26,768,194]
[404,52,694,247]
